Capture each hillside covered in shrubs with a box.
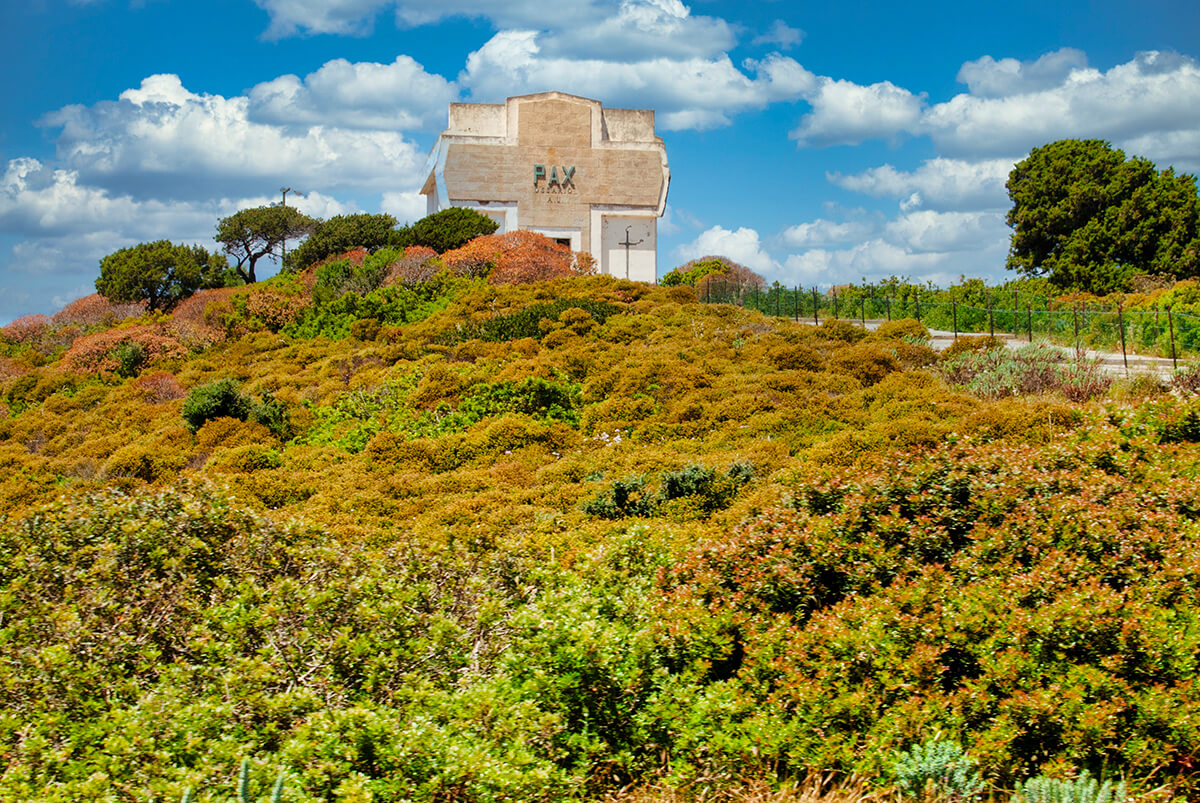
[4,234,1200,801]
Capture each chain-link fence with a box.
[699,280,1199,368]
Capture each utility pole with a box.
[280,187,303,265]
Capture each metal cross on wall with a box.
[619,225,644,280]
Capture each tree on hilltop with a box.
[216,205,317,284]
[1006,139,1200,294]
[96,241,229,312]
[282,213,400,272]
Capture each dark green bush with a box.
[182,378,253,433]
[584,462,755,520]
[403,207,499,254]
[657,462,754,514]
[182,379,289,438]
[112,340,148,378]
[581,475,654,519]
[285,278,459,341]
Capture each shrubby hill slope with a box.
[3,253,1200,801]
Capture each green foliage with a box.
[661,257,730,287]
[447,298,621,343]
[401,207,500,253]
[941,343,1113,401]
[312,248,398,303]
[216,205,318,283]
[281,251,463,340]
[582,475,654,519]
[891,739,984,801]
[1015,774,1127,803]
[583,462,754,520]
[8,272,1200,801]
[96,240,229,311]
[111,339,147,378]
[283,213,399,271]
[1006,139,1200,293]
[456,376,581,426]
[181,377,253,432]
[181,378,290,438]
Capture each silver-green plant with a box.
[1016,773,1127,803]
[892,738,985,801]
[178,758,286,803]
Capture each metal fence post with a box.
[1013,290,1019,337]
[1169,306,1178,371]
[833,290,839,320]
[1118,303,1128,375]
[886,295,892,321]
[860,297,866,328]
[1073,303,1080,355]
[1026,305,1033,344]
[812,287,820,325]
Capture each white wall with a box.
[599,216,656,282]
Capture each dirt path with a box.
[856,319,1183,380]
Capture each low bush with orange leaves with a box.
[441,230,574,285]
[0,356,27,380]
[131,370,186,403]
[385,245,440,287]
[1,313,80,355]
[63,324,188,375]
[1,314,51,345]
[52,294,146,329]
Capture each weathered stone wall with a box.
[427,92,668,272]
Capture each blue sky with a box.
[1,0,1198,323]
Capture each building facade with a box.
[421,92,670,283]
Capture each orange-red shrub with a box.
[132,371,186,403]
[1,314,51,345]
[385,246,440,287]
[52,294,145,328]
[170,288,238,345]
[0,356,27,379]
[63,324,188,374]
[245,287,310,332]
[441,231,573,285]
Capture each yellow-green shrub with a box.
[828,342,901,386]
[871,317,929,340]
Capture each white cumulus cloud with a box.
[381,191,427,224]
[884,210,1009,253]
[461,32,815,131]
[956,48,1089,97]
[674,225,779,274]
[752,20,803,50]
[829,157,1015,211]
[780,217,879,249]
[790,77,926,147]
[247,55,456,132]
[41,74,427,201]
[923,50,1200,163]
[253,0,732,58]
